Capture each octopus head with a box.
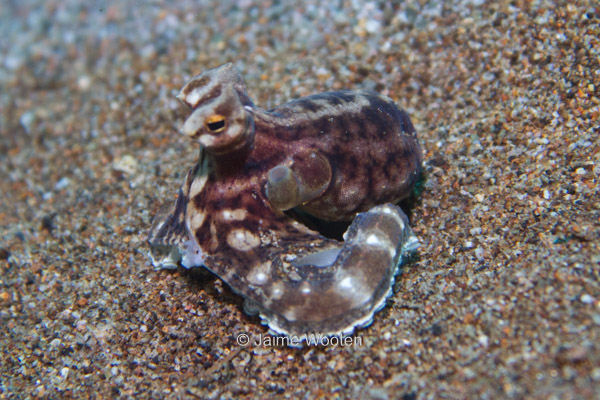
[178,63,255,158]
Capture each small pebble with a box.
[580,294,594,304]
[54,177,71,190]
[113,155,138,175]
[60,367,70,379]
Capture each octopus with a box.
[148,63,423,343]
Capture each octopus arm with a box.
[148,164,199,269]
[242,203,419,343]
[147,190,188,246]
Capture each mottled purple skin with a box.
[256,90,422,220]
[148,63,423,340]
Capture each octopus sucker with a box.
[148,63,423,345]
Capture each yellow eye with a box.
[205,114,226,133]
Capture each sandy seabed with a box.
[1,1,598,398]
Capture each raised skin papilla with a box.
[148,63,423,343]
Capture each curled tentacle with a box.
[150,170,418,343]
[241,203,418,341]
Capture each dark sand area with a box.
[1,1,598,398]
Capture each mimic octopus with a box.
[148,63,423,343]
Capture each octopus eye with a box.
[205,114,226,133]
